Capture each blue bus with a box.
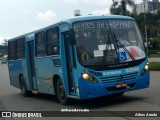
[8,15,150,104]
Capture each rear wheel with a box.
[20,76,30,97]
[56,78,69,105]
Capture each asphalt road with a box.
[0,63,160,120]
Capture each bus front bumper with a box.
[78,71,150,100]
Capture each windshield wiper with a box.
[113,32,135,61]
[101,31,119,64]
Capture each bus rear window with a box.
[8,41,16,60]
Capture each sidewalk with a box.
[149,57,160,62]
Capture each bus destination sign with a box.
[74,20,133,30]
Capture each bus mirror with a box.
[65,31,75,44]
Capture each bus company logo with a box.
[119,75,123,79]
[2,112,11,117]
[103,71,121,76]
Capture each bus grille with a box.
[100,72,138,83]
[88,70,102,77]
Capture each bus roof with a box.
[63,15,134,24]
[8,15,134,42]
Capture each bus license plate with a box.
[116,83,128,88]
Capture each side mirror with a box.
[65,30,75,45]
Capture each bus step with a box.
[69,92,76,95]
[32,90,38,94]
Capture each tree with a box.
[2,39,8,46]
[110,0,136,15]
[130,11,160,51]
[149,25,160,50]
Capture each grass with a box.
[149,62,160,71]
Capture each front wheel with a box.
[56,78,69,105]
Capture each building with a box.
[136,0,160,14]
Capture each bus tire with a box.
[20,76,30,97]
[56,78,69,105]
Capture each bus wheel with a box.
[56,78,69,105]
[20,76,30,97]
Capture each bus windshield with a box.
[73,19,146,66]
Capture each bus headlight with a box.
[141,63,149,76]
[144,64,149,71]
[82,73,89,80]
[82,72,98,83]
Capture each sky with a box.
[0,0,143,45]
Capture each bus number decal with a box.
[126,67,139,73]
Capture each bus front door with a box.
[64,33,76,94]
[27,41,38,90]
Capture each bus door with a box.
[64,32,76,94]
[27,41,38,90]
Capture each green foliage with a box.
[110,0,136,15]
[149,62,160,71]
[130,11,160,51]
[148,50,160,57]
[110,1,160,52]
[2,39,8,46]
[109,0,160,51]
[148,50,159,54]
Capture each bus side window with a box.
[35,31,45,57]
[16,37,24,59]
[46,27,59,56]
[8,41,16,60]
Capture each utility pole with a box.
[143,0,148,55]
